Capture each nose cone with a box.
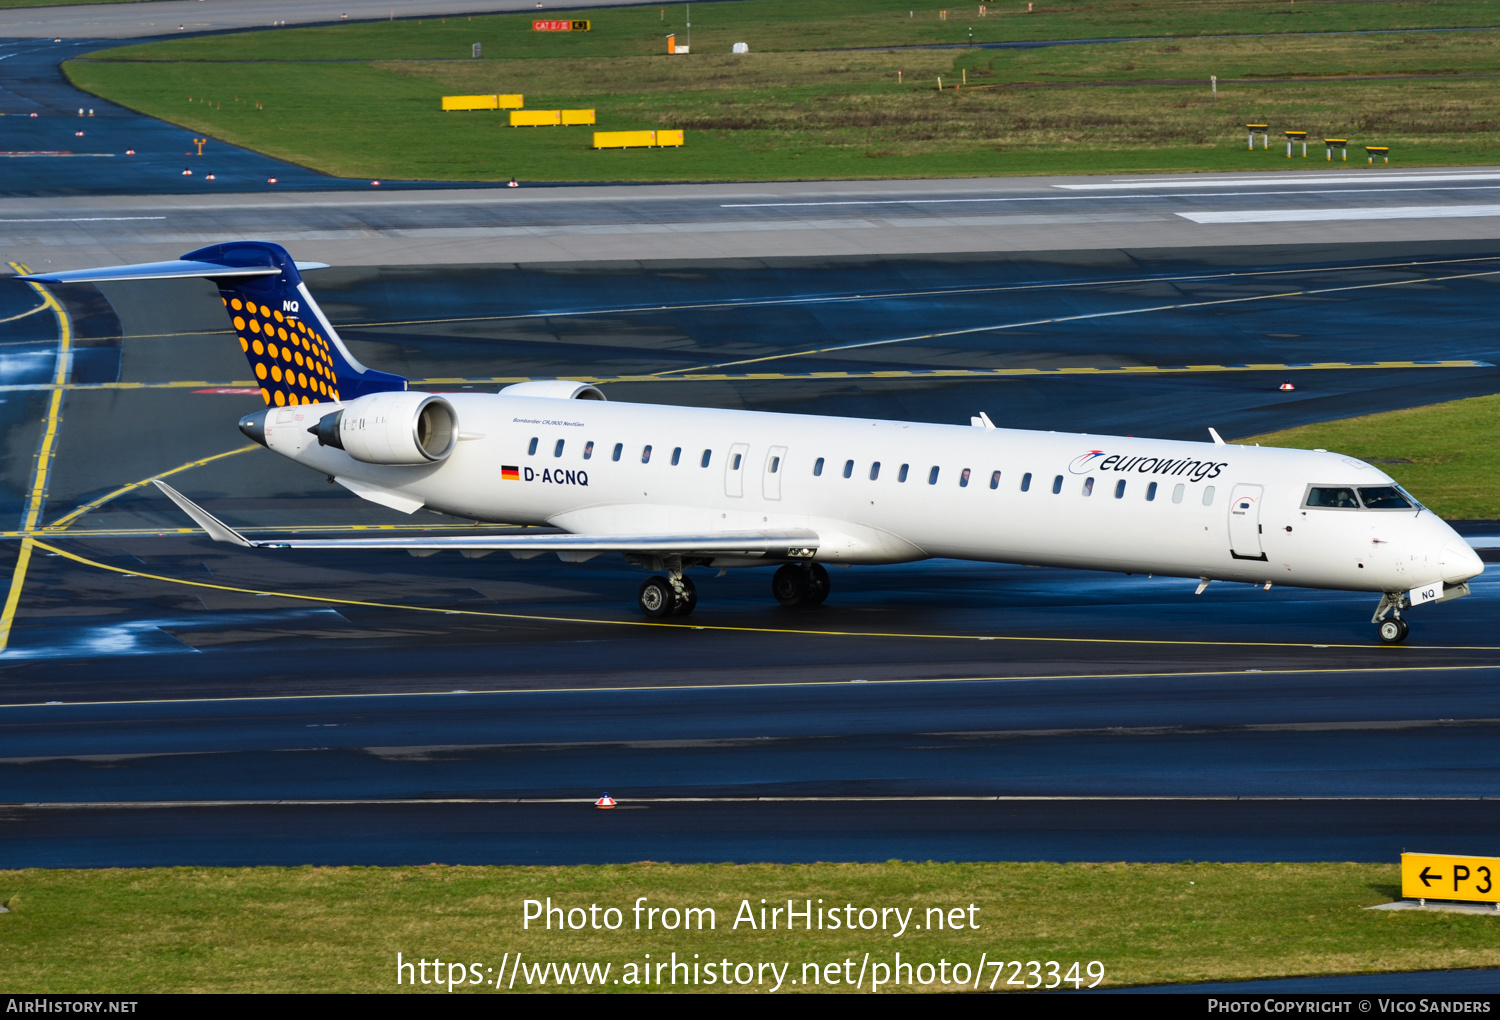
[238,408,268,447]
[1441,539,1485,584]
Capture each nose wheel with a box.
[1377,616,1409,644]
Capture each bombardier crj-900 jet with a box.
[24,242,1484,643]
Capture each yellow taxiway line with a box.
[0,263,70,651]
[0,359,1484,396]
[26,538,1500,655]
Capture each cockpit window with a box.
[1358,486,1413,510]
[1305,486,1360,509]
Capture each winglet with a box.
[1208,427,1226,445]
[153,480,255,547]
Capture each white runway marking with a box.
[1059,172,1500,190]
[0,216,165,223]
[1179,204,1500,224]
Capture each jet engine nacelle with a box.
[498,380,606,401]
[310,392,457,465]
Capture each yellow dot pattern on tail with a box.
[223,295,342,407]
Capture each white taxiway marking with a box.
[1179,204,1500,223]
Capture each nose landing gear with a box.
[1372,591,1410,644]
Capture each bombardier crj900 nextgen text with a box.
[24,242,1484,643]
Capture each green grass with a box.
[2,862,1496,992]
[60,1,1500,182]
[0,0,151,7]
[1236,393,1500,520]
[75,1,1500,62]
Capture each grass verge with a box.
[1236,392,1500,520]
[62,1,1500,182]
[2,862,1496,993]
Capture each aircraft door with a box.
[763,445,787,500]
[1228,483,1267,561]
[725,442,749,497]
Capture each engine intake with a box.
[310,392,457,465]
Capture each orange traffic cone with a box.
[595,793,617,809]
[1279,381,1295,391]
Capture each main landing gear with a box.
[1372,591,1410,645]
[772,562,830,608]
[638,574,697,618]
[634,561,831,618]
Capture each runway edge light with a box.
[1279,380,1295,391]
[1401,852,1500,906]
[595,793,617,809]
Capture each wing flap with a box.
[153,481,818,557]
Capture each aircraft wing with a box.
[152,481,819,558]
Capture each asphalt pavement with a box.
[2,236,1498,867]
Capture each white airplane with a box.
[24,241,1484,643]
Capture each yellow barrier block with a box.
[593,130,656,148]
[561,109,596,126]
[442,95,498,112]
[510,110,562,127]
[498,94,524,109]
[593,130,684,149]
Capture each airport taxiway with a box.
[2,233,1499,865]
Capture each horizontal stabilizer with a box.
[154,481,819,558]
[153,480,254,547]
[19,260,329,285]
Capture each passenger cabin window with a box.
[813,457,824,476]
[671,447,682,466]
[612,442,623,462]
[1172,483,1184,504]
[959,468,971,488]
[870,462,881,481]
[701,449,711,468]
[732,453,742,470]
[1305,486,1359,509]
[843,460,854,479]
[642,445,653,464]
[554,439,565,458]
[1360,486,1412,510]
[770,456,781,473]
[898,464,909,483]
[990,470,1001,490]
[1082,477,1094,497]
[528,437,539,456]
[1146,481,1157,502]
[1202,485,1215,506]
[1052,475,1063,494]
[1021,472,1032,492]
[583,441,594,460]
[1115,479,1126,499]
[928,466,940,485]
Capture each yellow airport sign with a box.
[1401,852,1500,903]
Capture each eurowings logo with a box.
[1068,450,1106,475]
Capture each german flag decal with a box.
[501,466,521,481]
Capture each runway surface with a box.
[12,167,1500,266]
[0,0,647,40]
[2,230,1498,866]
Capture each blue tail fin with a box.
[180,242,406,407]
[19,240,406,408]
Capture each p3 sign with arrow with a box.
[1401,852,1500,903]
